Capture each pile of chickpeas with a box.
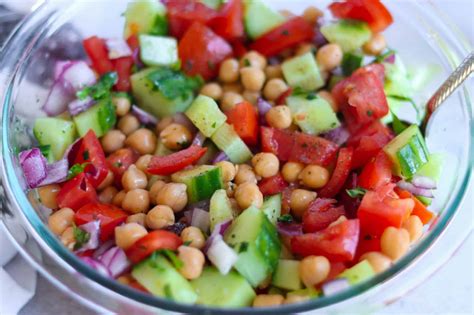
[39,4,410,307]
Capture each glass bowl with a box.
[0,1,472,314]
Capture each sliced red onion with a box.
[68,96,96,116]
[322,125,350,146]
[384,53,396,64]
[313,27,328,48]
[191,208,210,233]
[411,175,437,189]
[173,112,197,133]
[257,97,272,125]
[211,151,229,163]
[131,105,158,126]
[204,219,232,253]
[105,38,133,60]
[397,181,434,198]
[61,61,97,92]
[75,220,100,252]
[54,60,73,80]
[277,222,303,237]
[322,278,350,296]
[19,148,48,188]
[132,48,144,69]
[192,132,206,147]
[93,239,115,259]
[81,257,111,277]
[40,158,69,186]
[207,235,238,275]
[43,80,74,116]
[98,246,131,278]
[64,138,83,165]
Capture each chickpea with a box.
[403,215,423,243]
[220,91,244,112]
[156,183,188,212]
[112,96,131,116]
[60,226,76,250]
[219,58,240,83]
[177,246,205,280]
[253,294,284,307]
[122,165,148,191]
[295,43,316,56]
[122,189,150,214]
[216,161,237,182]
[299,165,330,189]
[263,79,288,102]
[181,226,206,249]
[125,128,157,155]
[360,252,392,273]
[225,181,236,198]
[118,114,140,136]
[234,182,263,209]
[284,295,310,304]
[265,65,283,80]
[135,155,152,173]
[303,6,323,24]
[316,44,343,71]
[234,164,257,185]
[149,180,166,204]
[265,105,292,129]
[117,274,133,285]
[240,51,267,69]
[98,186,119,204]
[242,90,260,105]
[115,223,148,250]
[101,129,126,154]
[113,190,126,207]
[200,82,223,100]
[299,255,330,287]
[160,123,192,150]
[97,170,114,191]
[380,227,410,261]
[252,153,280,178]
[318,90,339,112]
[156,116,174,134]
[126,213,146,226]
[146,205,175,229]
[290,189,317,217]
[222,83,243,94]
[37,184,60,209]
[240,67,265,92]
[281,162,304,183]
[363,33,386,56]
[48,207,75,235]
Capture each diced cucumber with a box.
[131,68,194,118]
[209,189,235,231]
[261,194,281,225]
[191,267,255,307]
[210,123,253,164]
[342,52,364,76]
[243,0,286,39]
[198,0,224,9]
[384,55,412,98]
[282,52,325,91]
[287,95,340,135]
[415,153,443,181]
[337,260,375,285]
[33,118,76,160]
[287,287,320,299]
[383,125,429,178]
[197,140,219,165]
[407,64,441,92]
[416,195,432,206]
[39,145,54,163]
[320,20,371,52]
[272,259,303,291]
[154,138,174,156]
[171,165,224,203]
[224,206,281,287]
[185,95,227,137]
[139,35,178,67]
[73,97,116,137]
[132,253,197,304]
[381,96,407,124]
[124,0,167,39]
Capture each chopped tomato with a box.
[358,184,414,236]
[126,230,183,264]
[106,148,140,187]
[358,151,392,190]
[126,34,140,51]
[226,101,259,146]
[56,173,97,211]
[250,17,315,57]
[354,234,381,261]
[318,147,354,198]
[326,262,347,281]
[291,219,360,262]
[165,0,217,38]
[329,0,393,33]
[230,40,248,58]
[179,22,233,80]
[338,172,361,219]
[261,127,294,161]
[258,174,288,196]
[147,145,207,176]
[275,88,293,106]
[113,56,134,92]
[74,203,128,242]
[208,0,244,41]
[281,186,294,215]
[303,198,346,233]
[394,188,434,224]
[83,36,114,75]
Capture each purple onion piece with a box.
[64,138,83,165]
[384,53,396,64]
[411,175,437,189]
[131,105,158,126]
[61,60,97,92]
[322,278,350,296]
[397,181,434,198]
[81,257,111,277]
[19,148,48,188]
[203,219,232,253]
[93,239,115,259]
[40,158,69,186]
[132,48,144,69]
[105,38,133,60]
[321,125,350,146]
[313,27,328,48]
[277,222,303,237]
[192,132,206,147]
[98,246,130,278]
[191,208,210,233]
[187,199,211,212]
[42,80,74,116]
[206,235,238,275]
[164,222,188,235]
[211,151,229,163]
[54,60,73,80]
[257,97,272,125]
[173,112,197,133]
[68,96,95,116]
[75,220,100,252]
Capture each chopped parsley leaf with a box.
[277,214,294,223]
[346,187,367,198]
[72,223,90,250]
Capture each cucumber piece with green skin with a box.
[320,20,371,52]
[132,253,197,304]
[415,153,443,181]
[131,68,194,119]
[287,95,340,135]
[33,118,76,161]
[381,96,406,124]
[282,52,325,91]
[185,95,227,137]
[384,55,413,99]
[224,206,281,287]
[39,145,54,163]
[171,165,224,203]
[139,35,178,67]
[209,189,235,231]
[243,0,286,40]
[342,52,364,76]
[210,123,253,164]
[191,267,255,307]
[123,0,167,39]
[272,259,303,291]
[383,125,429,178]
[261,194,281,225]
[73,97,116,137]
[337,260,375,285]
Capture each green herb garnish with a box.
[164,284,173,299]
[67,163,89,180]
[346,187,367,198]
[158,249,184,269]
[391,111,409,135]
[147,68,203,100]
[77,72,118,100]
[72,223,90,250]
[239,242,249,253]
[277,214,294,223]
